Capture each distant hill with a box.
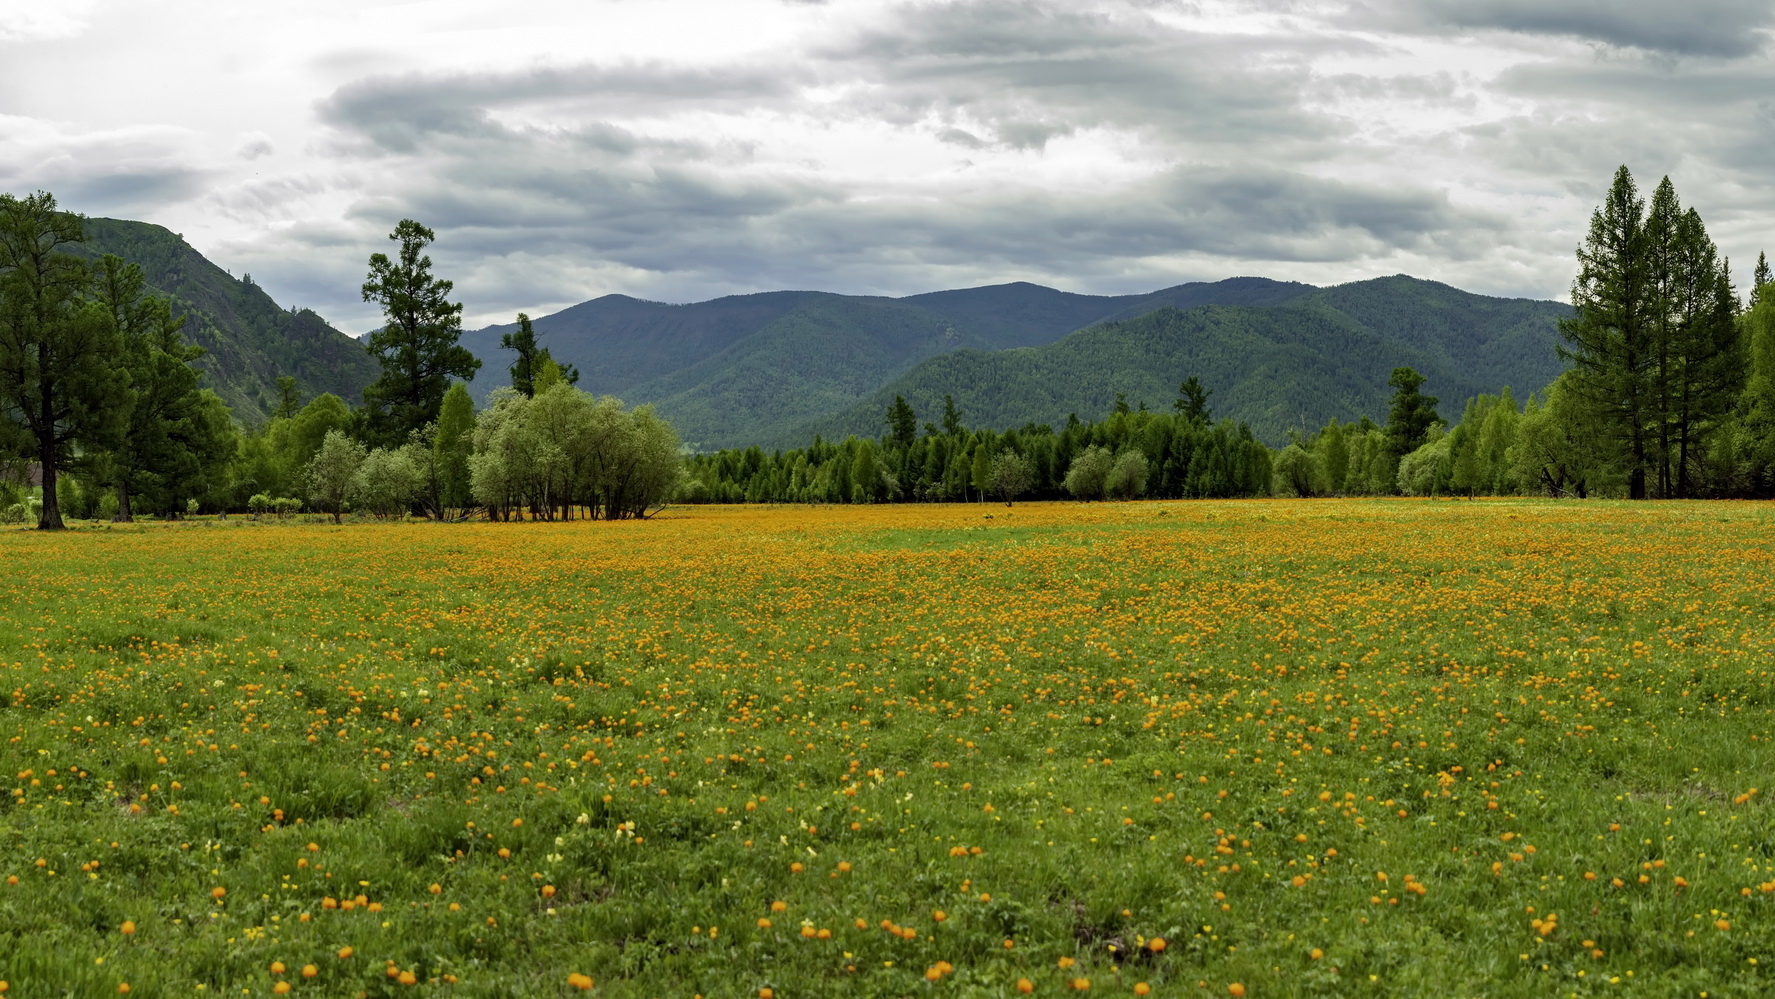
[73,218,377,421]
[460,277,1319,448]
[799,277,1569,445]
[459,290,826,402]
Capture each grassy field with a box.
[3,499,1775,997]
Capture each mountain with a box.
[458,290,826,401]
[799,277,1570,445]
[71,218,377,421]
[460,277,1317,448]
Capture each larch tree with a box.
[1559,166,1657,499]
[0,192,122,529]
[501,312,577,398]
[885,394,917,449]
[361,219,480,445]
[91,254,217,521]
[1662,206,1742,496]
[1383,367,1440,464]
[1173,375,1212,423]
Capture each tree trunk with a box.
[37,440,63,530]
[114,480,134,523]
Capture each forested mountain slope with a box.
[799,277,1569,446]
[461,277,1321,448]
[75,219,377,421]
[458,290,827,401]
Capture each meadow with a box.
[3,499,1775,998]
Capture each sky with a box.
[3,0,1773,332]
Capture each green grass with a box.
[2,499,1774,997]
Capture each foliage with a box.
[1384,367,1441,460]
[467,384,681,521]
[689,396,1273,505]
[1559,167,1742,498]
[500,312,578,398]
[1271,443,1329,497]
[351,443,424,519]
[88,254,238,520]
[360,220,479,446]
[306,428,366,524]
[434,382,476,515]
[0,192,124,528]
[1063,445,1113,500]
[987,448,1035,506]
[1104,448,1149,500]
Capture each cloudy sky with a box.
[3,0,1773,331]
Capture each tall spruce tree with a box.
[1663,208,1742,496]
[361,219,479,444]
[500,312,578,398]
[1174,375,1212,423]
[1384,367,1440,462]
[0,192,121,529]
[1560,166,1657,499]
[1752,252,1771,309]
[885,395,917,449]
[502,313,542,397]
[90,254,219,520]
[941,394,964,436]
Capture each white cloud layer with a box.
[2,0,1771,330]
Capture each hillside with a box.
[624,295,999,449]
[461,277,1318,448]
[73,219,378,421]
[799,277,1570,445]
[458,290,826,401]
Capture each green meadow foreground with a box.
[3,500,1775,997]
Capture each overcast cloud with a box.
[2,0,1771,330]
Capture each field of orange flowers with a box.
[3,499,1775,997]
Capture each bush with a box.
[1063,446,1113,500]
[988,449,1035,506]
[1272,444,1330,498]
[1105,449,1149,500]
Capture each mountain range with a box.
[459,275,1567,446]
[73,217,1572,445]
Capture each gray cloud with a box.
[13,0,1769,331]
[821,1,1348,152]
[1367,0,1775,57]
[318,62,801,153]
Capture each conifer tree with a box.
[0,192,121,529]
[1384,367,1440,464]
[361,219,480,445]
[1560,166,1657,499]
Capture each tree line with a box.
[686,168,1775,505]
[0,196,679,528]
[7,166,1774,528]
